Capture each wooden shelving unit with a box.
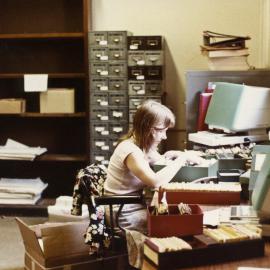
[0,0,91,215]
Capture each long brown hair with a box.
[120,100,175,152]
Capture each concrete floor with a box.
[0,216,47,270]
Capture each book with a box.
[197,92,213,131]
[202,48,249,58]
[203,30,250,49]
[207,55,250,71]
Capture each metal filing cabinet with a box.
[89,31,131,165]
[127,36,164,123]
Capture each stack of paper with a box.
[0,177,48,205]
[48,196,89,222]
[0,138,47,161]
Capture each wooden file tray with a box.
[159,189,241,205]
[143,235,265,269]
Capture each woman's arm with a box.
[125,151,187,188]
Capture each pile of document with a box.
[0,177,48,205]
[48,196,89,222]
[0,138,47,161]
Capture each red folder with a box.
[197,92,213,131]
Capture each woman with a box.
[104,100,202,234]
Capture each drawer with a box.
[145,80,163,95]
[127,36,145,50]
[145,36,162,50]
[109,122,128,136]
[128,81,146,95]
[90,78,109,92]
[90,107,109,121]
[90,62,109,76]
[91,122,109,137]
[129,97,145,110]
[109,78,128,91]
[145,51,163,66]
[109,138,119,151]
[89,31,108,46]
[108,47,127,61]
[109,107,128,121]
[90,93,109,106]
[108,93,128,106]
[107,31,131,46]
[128,51,145,66]
[89,47,109,61]
[145,66,163,80]
[91,152,110,166]
[108,62,127,77]
[129,96,161,110]
[91,138,110,152]
[128,66,146,80]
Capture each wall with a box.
[91,0,268,150]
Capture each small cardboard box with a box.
[0,98,26,113]
[16,218,99,270]
[40,88,74,113]
[147,204,203,237]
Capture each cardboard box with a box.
[40,88,75,113]
[0,98,26,113]
[16,218,98,270]
[147,204,203,237]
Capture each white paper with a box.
[24,74,48,92]
[255,154,266,171]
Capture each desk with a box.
[180,241,270,270]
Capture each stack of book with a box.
[201,31,251,70]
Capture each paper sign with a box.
[24,74,48,92]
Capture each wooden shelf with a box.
[0,33,84,40]
[0,73,86,79]
[0,0,91,214]
[0,198,55,217]
[0,112,86,118]
[36,154,88,162]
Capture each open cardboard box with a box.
[16,218,99,270]
[147,204,203,238]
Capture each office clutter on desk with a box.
[0,138,47,161]
[0,177,47,205]
[143,224,264,269]
[201,30,251,70]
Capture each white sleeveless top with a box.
[104,139,146,194]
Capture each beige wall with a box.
[91,0,268,150]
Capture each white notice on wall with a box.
[24,74,48,92]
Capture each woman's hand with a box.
[164,150,183,160]
[164,150,204,165]
[182,151,204,165]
